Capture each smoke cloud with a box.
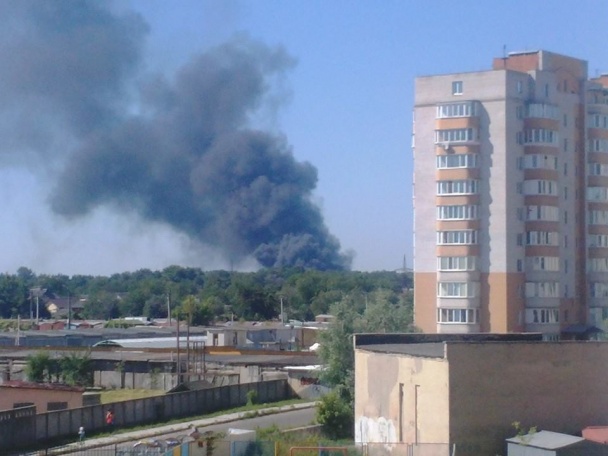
[0,1,351,271]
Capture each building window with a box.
[587,114,608,129]
[436,205,478,220]
[437,179,479,195]
[587,187,608,202]
[437,281,479,298]
[524,282,559,298]
[437,308,479,324]
[526,103,559,120]
[47,402,68,411]
[522,180,558,196]
[517,80,523,94]
[435,128,476,144]
[589,163,608,176]
[527,256,560,272]
[588,234,608,248]
[436,154,478,169]
[589,210,608,225]
[437,256,477,271]
[525,308,559,324]
[588,258,608,272]
[589,282,608,298]
[524,128,558,145]
[587,139,608,152]
[436,230,478,245]
[436,101,477,118]
[518,154,558,170]
[13,402,34,409]
[525,231,559,246]
[525,205,559,221]
[452,81,463,95]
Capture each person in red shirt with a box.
[105,409,115,430]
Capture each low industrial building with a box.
[0,381,84,411]
[354,333,608,456]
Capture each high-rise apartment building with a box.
[413,50,608,337]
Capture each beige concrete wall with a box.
[414,273,437,333]
[483,272,525,333]
[0,386,83,412]
[354,349,449,447]
[446,342,608,455]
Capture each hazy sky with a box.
[1,0,607,276]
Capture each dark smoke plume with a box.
[0,1,351,270]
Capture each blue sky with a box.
[1,1,607,275]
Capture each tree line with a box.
[0,266,413,324]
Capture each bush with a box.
[246,389,258,406]
[316,390,354,440]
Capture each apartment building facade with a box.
[413,50,608,337]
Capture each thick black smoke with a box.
[0,1,351,270]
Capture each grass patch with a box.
[99,389,165,404]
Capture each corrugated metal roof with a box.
[506,430,584,449]
[93,335,207,348]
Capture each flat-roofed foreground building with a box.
[413,49,608,338]
[0,381,84,412]
[354,333,608,456]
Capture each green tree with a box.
[83,291,120,319]
[25,351,53,383]
[317,301,358,391]
[59,351,92,386]
[316,389,354,440]
[316,289,416,439]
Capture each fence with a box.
[0,406,37,450]
[2,379,293,452]
[361,443,454,456]
[13,440,455,456]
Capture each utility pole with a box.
[176,311,181,384]
[15,315,20,347]
[166,290,172,327]
[67,293,72,330]
[29,287,46,325]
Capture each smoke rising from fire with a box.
[0,1,351,270]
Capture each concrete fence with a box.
[3,379,293,452]
[0,406,37,450]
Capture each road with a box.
[50,403,317,455]
[122,406,317,444]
